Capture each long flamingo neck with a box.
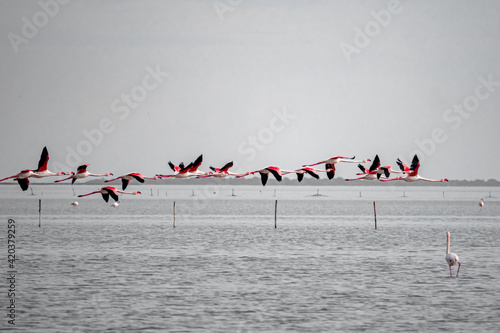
[446,232,450,254]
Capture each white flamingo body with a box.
[445,231,461,277]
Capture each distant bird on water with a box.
[479,198,484,207]
[445,231,461,277]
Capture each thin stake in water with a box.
[373,201,377,230]
[39,199,41,227]
[274,200,278,229]
[173,201,176,228]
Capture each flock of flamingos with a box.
[0,146,469,276]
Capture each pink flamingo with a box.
[479,198,484,207]
[445,232,461,277]
[105,172,157,190]
[303,156,370,179]
[381,155,448,182]
[157,155,208,179]
[0,146,64,191]
[197,161,247,178]
[55,164,113,184]
[0,169,37,191]
[237,166,282,186]
[31,147,68,178]
[346,155,388,181]
[282,167,333,182]
[78,186,141,203]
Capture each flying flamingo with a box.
[346,155,388,181]
[31,147,68,178]
[157,155,208,179]
[55,164,113,184]
[237,166,282,186]
[380,155,448,182]
[197,161,247,178]
[0,146,63,191]
[445,232,461,277]
[281,167,333,182]
[0,169,37,191]
[303,156,370,179]
[105,172,157,190]
[479,198,484,207]
[78,186,141,203]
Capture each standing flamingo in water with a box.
[105,172,157,190]
[445,232,461,277]
[381,155,448,182]
[55,164,113,184]
[237,166,282,186]
[78,186,141,203]
[302,156,370,179]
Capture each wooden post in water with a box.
[274,200,278,229]
[38,199,42,227]
[373,201,377,230]
[173,201,176,228]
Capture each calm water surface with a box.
[1,185,499,332]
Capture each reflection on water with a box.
[1,185,499,332]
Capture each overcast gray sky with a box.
[1,0,499,181]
